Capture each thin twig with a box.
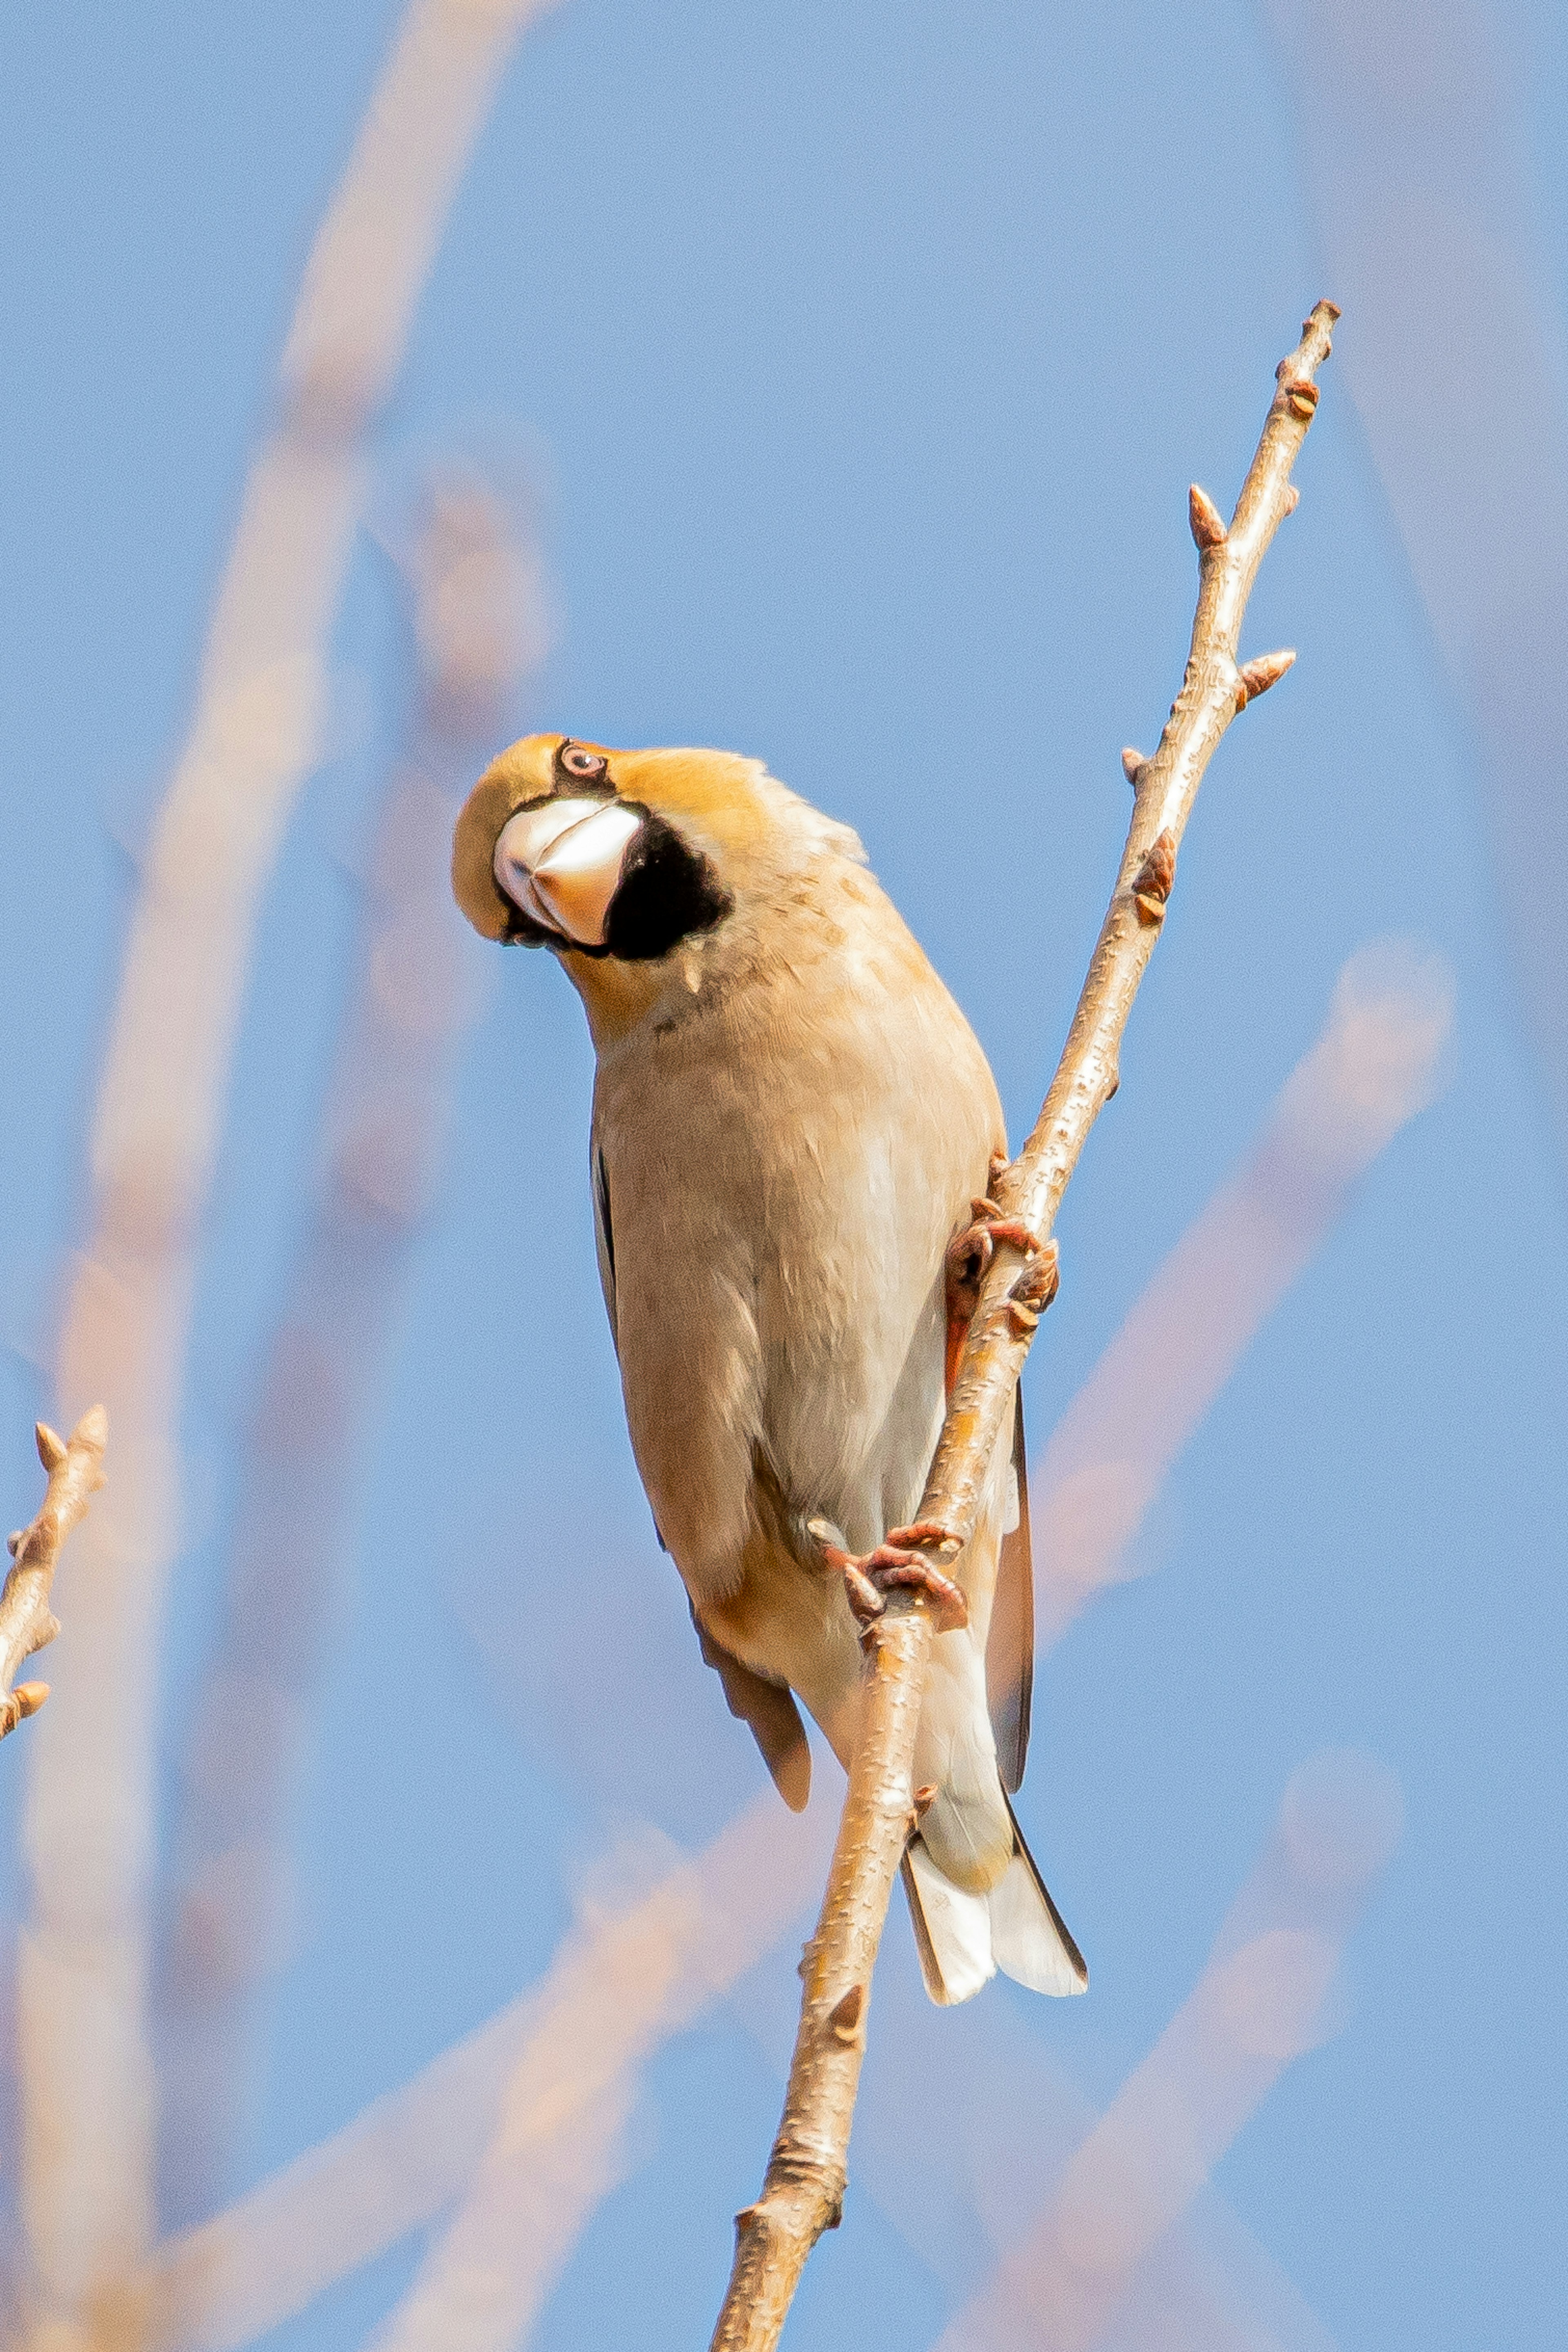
[708,300,1340,2350]
[0,1409,107,1740]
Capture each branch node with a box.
[1280,376,1320,422]
[1283,484,1301,515]
[1188,484,1228,550]
[826,1984,866,2043]
[1236,649,1296,709]
[1131,829,1177,926]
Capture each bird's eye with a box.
[559,742,609,782]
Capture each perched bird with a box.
[453,734,1085,2003]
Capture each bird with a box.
[452,733,1086,2003]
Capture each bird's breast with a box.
[592,903,1003,1571]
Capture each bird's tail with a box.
[900,1790,1087,2004]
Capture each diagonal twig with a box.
[0,1411,107,1741]
[709,300,1341,2351]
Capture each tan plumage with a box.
[454,733,1085,2002]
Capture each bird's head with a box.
[453,732,865,1028]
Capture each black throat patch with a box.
[604,810,732,961]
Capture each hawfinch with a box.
[454,735,1085,2003]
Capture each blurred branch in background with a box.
[1031,939,1452,1653]
[142,1796,833,2352]
[154,479,545,2231]
[129,930,1439,2350]
[935,1751,1403,2352]
[357,1798,835,2352]
[17,1,560,2339]
[1261,0,1568,1163]
[837,1960,1341,2352]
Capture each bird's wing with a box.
[690,1605,812,1811]
[986,1387,1034,1793]
[592,1142,618,1356]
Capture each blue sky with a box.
[2,3,1566,2347]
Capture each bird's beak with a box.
[493,798,645,949]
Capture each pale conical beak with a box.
[493,799,644,948]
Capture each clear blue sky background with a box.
[2,2,1566,2347]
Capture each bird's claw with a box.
[809,1519,969,1634]
[945,1190,1047,1391]
[946,1199,1043,1310]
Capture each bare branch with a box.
[0,1411,107,1740]
[20,2,560,2329]
[709,300,1340,2350]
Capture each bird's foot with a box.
[945,1185,1048,1393]
[808,1519,969,1634]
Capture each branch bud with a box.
[1121,747,1146,785]
[1188,484,1228,550]
[34,1423,66,1473]
[1236,649,1296,708]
